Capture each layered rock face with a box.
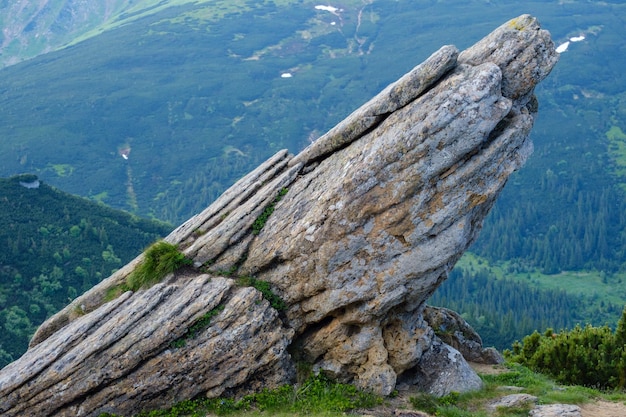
[0,15,558,417]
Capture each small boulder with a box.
[529,404,582,417]
[488,393,538,411]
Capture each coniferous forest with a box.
[430,262,624,350]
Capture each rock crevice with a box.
[0,15,557,417]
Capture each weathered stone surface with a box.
[2,276,294,417]
[0,15,558,417]
[529,404,583,417]
[423,306,504,364]
[488,393,538,411]
[402,338,484,396]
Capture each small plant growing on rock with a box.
[237,275,287,311]
[251,187,288,235]
[127,241,192,291]
[169,305,225,349]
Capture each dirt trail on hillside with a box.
[580,400,626,417]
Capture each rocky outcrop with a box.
[423,306,504,365]
[0,15,558,417]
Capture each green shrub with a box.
[507,306,626,389]
[126,241,192,291]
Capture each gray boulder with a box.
[423,305,504,364]
[0,14,558,417]
[488,394,538,411]
[529,404,583,417]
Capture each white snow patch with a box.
[556,41,570,53]
[315,5,341,13]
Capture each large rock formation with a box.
[0,15,558,417]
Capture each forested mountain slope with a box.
[0,175,171,367]
[1,0,623,228]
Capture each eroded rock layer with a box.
[0,15,558,417]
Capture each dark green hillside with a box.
[0,174,171,368]
[3,0,624,226]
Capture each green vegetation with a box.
[0,175,171,368]
[99,373,381,417]
[4,0,624,233]
[209,260,288,312]
[430,253,626,350]
[126,241,192,291]
[236,276,287,311]
[410,391,464,416]
[607,125,626,191]
[3,4,626,349]
[96,363,626,417]
[169,305,225,349]
[106,240,191,301]
[409,363,626,417]
[251,188,288,235]
[508,307,626,390]
[1,0,626,398]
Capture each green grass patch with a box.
[169,305,225,349]
[127,241,192,291]
[104,282,132,301]
[99,373,381,417]
[455,252,626,315]
[47,163,75,177]
[98,362,626,417]
[606,125,626,191]
[251,188,288,235]
[409,363,626,417]
[237,276,287,311]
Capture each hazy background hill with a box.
[1,0,626,357]
[0,0,130,67]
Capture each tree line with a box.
[429,264,623,350]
